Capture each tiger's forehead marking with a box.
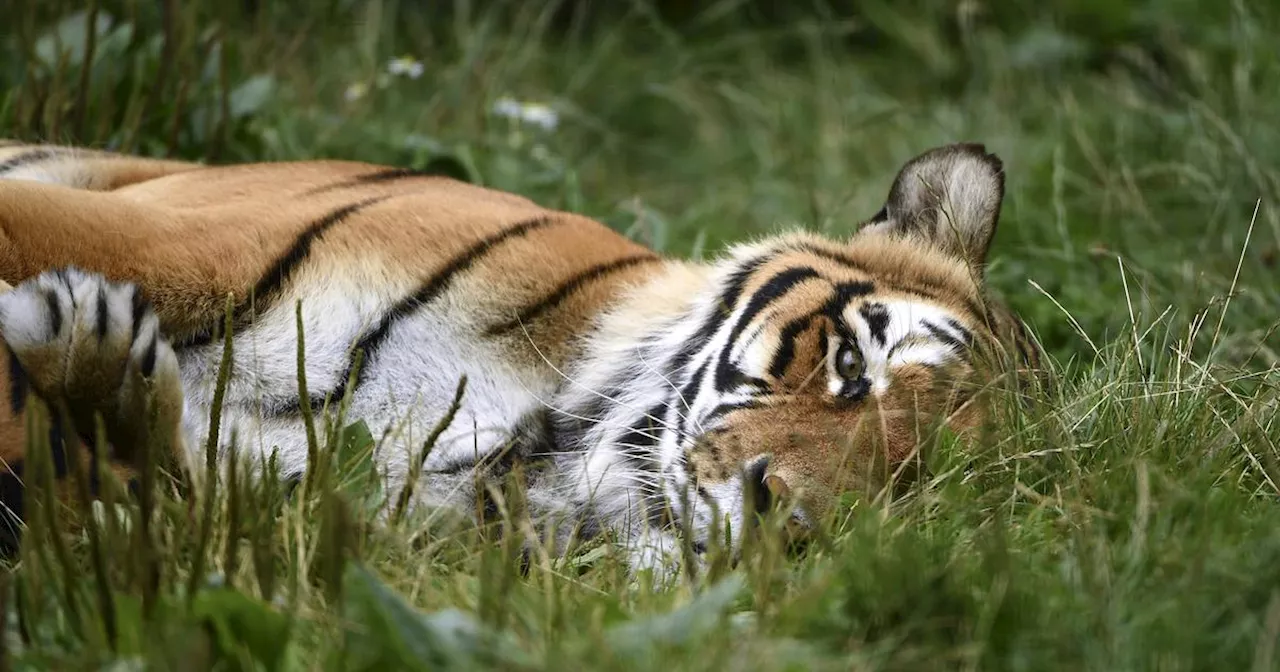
[729,293,972,394]
[842,298,973,395]
[717,240,983,344]
[715,252,976,401]
[721,237,985,322]
[729,250,871,297]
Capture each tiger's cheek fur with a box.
[684,357,988,527]
[688,404,879,522]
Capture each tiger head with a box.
[553,143,1042,565]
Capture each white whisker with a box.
[634,343,703,434]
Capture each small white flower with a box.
[343,81,368,102]
[521,104,558,131]
[491,96,559,131]
[386,55,424,79]
[491,97,522,118]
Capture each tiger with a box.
[0,139,1043,578]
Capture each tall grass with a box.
[1,0,1278,669]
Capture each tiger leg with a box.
[0,268,189,552]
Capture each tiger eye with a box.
[835,343,863,380]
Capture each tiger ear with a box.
[859,143,1005,271]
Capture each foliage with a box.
[1,0,1278,669]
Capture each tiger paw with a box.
[0,268,185,458]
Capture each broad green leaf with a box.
[605,574,745,655]
[33,10,115,68]
[335,420,381,510]
[191,588,293,672]
[230,75,277,119]
[338,564,532,671]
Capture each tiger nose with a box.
[744,455,790,515]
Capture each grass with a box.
[2,0,1279,669]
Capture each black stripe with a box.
[95,284,110,339]
[766,281,875,382]
[0,148,58,175]
[663,254,772,436]
[828,281,876,313]
[694,484,714,521]
[613,401,670,527]
[701,400,760,426]
[6,347,28,415]
[244,196,391,319]
[0,462,24,558]
[129,285,148,344]
[715,267,822,392]
[664,385,693,440]
[558,379,628,441]
[825,284,873,397]
[282,471,304,498]
[944,318,974,347]
[666,255,768,385]
[744,455,773,517]
[793,242,988,323]
[724,267,822,351]
[617,403,670,456]
[768,312,819,380]
[304,167,437,195]
[434,454,481,475]
[484,254,659,336]
[922,320,966,352]
[350,167,432,185]
[860,302,891,346]
[138,333,158,377]
[283,215,561,414]
[676,359,712,435]
[885,337,915,360]
[178,196,390,347]
[42,287,62,337]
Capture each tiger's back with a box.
[0,144,664,535]
[0,148,661,361]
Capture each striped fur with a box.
[0,141,1043,576]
